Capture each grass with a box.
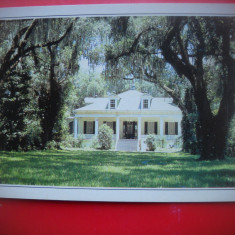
[0,150,235,188]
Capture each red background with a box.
[0,1,235,234]
[0,199,235,235]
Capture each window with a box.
[103,121,116,134]
[84,121,95,134]
[148,122,155,134]
[144,122,158,135]
[165,122,178,135]
[110,99,116,109]
[106,121,113,130]
[143,99,149,109]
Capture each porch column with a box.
[160,117,164,136]
[116,117,120,141]
[77,118,80,134]
[95,118,99,136]
[77,117,80,135]
[138,117,142,139]
[138,117,141,151]
[74,118,78,139]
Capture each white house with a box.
[72,90,182,151]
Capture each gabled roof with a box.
[77,97,109,111]
[150,98,179,111]
[74,90,181,113]
[117,90,143,110]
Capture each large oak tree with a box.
[0,18,78,149]
[105,16,235,160]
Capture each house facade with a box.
[72,90,182,151]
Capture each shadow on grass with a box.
[0,150,234,187]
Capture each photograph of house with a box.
[0,15,234,189]
[72,89,182,151]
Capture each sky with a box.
[79,57,104,75]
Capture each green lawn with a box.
[0,150,234,188]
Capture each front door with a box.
[123,121,137,139]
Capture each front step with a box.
[116,139,138,152]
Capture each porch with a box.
[73,114,182,151]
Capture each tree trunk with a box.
[38,87,53,148]
[39,46,64,148]
[199,116,230,160]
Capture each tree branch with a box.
[160,19,197,88]
[0,19,75,86]
[192,18,205,80]
[106,27,153,61]
[217,18,235,122]
[1,20,38,73]
[144,69,187,114]
[176,30,190,66]
[24,20,75,54]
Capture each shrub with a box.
[145,134,157,151]
[20,134,41,151]
[98,124,113,150]
[58,134,85,149]
[91,136,100,149]
[156,136,167,148]
[174,137,183,149]
[46,140,59,150]
[74,134,85,148]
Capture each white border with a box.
[0,4,235,19]
[0,3,234,202]
[1,184,235,202]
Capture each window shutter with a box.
[69,122,73,134]
[123,121,127,136]
[175,122,178,135]
[113,121,116,134]
[145,122,148,135]
[93,121,95,134]
[165,122,168,135]
[154,122,158,134]
[84,121,87,134]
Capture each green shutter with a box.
[175,122,178,135]
[84,121,87,134]
[93,121,95,134]
[154,122,158,134]
[123,121,127,137]
[165,122,168,135]
[113,121,116,134]
[145,122,148,134]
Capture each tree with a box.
[181,88,198,154]
[226,115,235,157]
[0,18,77,149]
[0,17,113,150]
[71,68,107,110]
[160,17,235,160]
[30,18,83,147]
[0,69,31,150]
[105,16,235,160]
[0,19,75,85]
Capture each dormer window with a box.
[143,99,149,109]
[141,94,151,109]
[110,99,116,109]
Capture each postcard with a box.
[0,3,235,202]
